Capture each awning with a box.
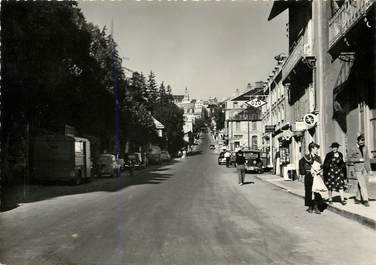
[268,1,290,21]
[268,0,307,21]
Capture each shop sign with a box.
[265,125,276,133]
[281,130,293,141]
[293,121,307,132]
[303,114,317,128]
[246,98,267,108]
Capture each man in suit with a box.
[348,134,371,207]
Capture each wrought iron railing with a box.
[329,0,375,49]
[282,23,313,81]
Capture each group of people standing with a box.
[299,134,371,214]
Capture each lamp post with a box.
[268,82,273,168]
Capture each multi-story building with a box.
[261,57,292,174]
[268,0,375,173]
[325,0,375,171]
[224,84,264,151]
[269,1,317,168]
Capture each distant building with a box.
[224,84,264,151]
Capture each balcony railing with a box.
[329,0,374,49]
[282,23,313,81]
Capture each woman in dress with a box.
[323,142,347,205]
[299,142,323,214]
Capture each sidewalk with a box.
[254,173,376,230]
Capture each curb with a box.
[254,175,376,230]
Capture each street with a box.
[1,133,376,265]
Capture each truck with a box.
[31,135,91,185]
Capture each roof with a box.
[232,106,262,121]
[232,87,265,101]
[173,95,184,101]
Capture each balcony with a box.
[282,22,313,82]
[329,0,374,50]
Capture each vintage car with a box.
[160,151,171,162]
[97,154,121,178]
[243,150,263,173]
[218,152,227,165]
[124,153,147,170]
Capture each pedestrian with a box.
[224,150,231,167]
[323,142,347,205]
[236,150,246,185]
[348,134,371,207]
[299,142,323,214]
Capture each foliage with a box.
[213,105,225,130]
[1,1,185,190]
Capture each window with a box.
[236,121,241,130]
[252,121,257,131]
[75,142,83,153]
[252,136,258,150]
[233,102,238,109]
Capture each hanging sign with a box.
[246,98,267,108]
[293,121,307,132]
[265,125,276,133]
[303,114,317,128]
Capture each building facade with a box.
[268,0,376,173]
[224,85,264,151]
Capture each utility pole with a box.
[111,19,121,165]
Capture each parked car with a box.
[134,152,148,169]
[97,154,121,178]
[218,152,226,165]
[243,150,263,173]
[209,144,215,150]
[229,152,237,167]
[160,151,171,161]
[124,153,141,169]
[148,145,162,164]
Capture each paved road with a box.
[1,133,376,265]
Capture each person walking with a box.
[236,151,246,185]
[299,142,323,214]
[348,134,371,207]
[224,150,231,168]
[323,142,347,205]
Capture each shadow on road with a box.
[187,150,203,156]
[1,159,180,212]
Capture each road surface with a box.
[1,133,376,265]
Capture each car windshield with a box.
[98,155,114,163]
[127,154,138,160]
[243,152,259,159]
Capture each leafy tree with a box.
[213,105,225,130]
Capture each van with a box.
[32,135,91,185]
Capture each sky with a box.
[78,0,288,101]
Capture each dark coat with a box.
[299,154,322,176]
[323,151,347,180]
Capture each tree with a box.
[146,71,159,106]
[213,105,225,130]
